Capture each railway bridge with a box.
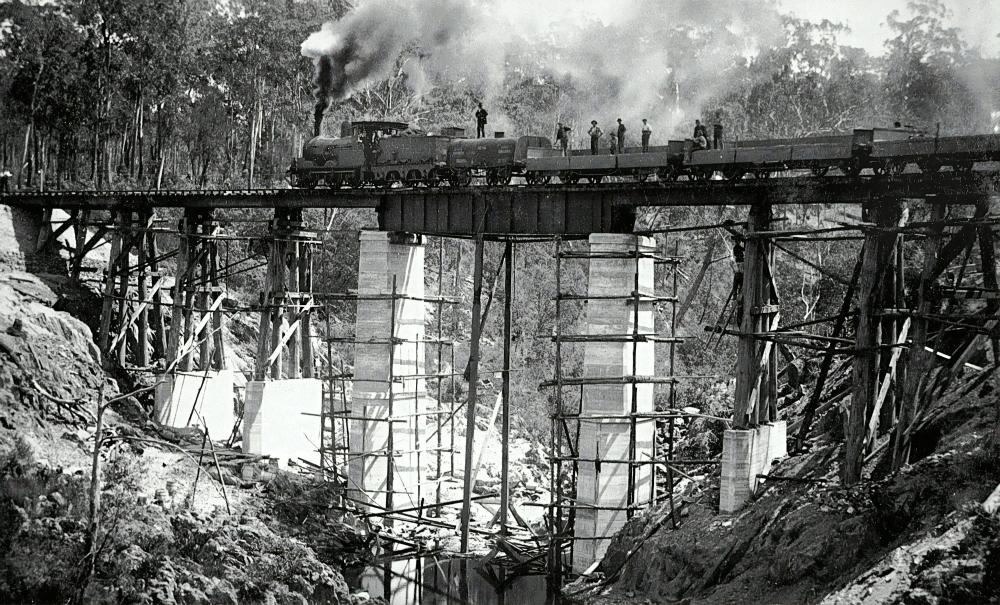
[2,171,998,580]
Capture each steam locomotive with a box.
[287,120,1000,188]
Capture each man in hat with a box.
[641,119,652,152]
[616,118,626,153]
[588,120,602,155]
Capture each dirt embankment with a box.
[572,376,1000,605]
[0,251,367,603]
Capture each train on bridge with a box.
[287,120,1000,189]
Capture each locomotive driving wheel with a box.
[657,165,677,182]
[954,160,975,174]
[424,168,441,187]
[810,165,830,177]
[722,166,744,181]
[560,171,578,185]
[588,175,603,184]
[633,169,649,183]
[405,169,423,188]
[882,159,906,176]
[840,159,862,177]
[918,158,942,173]
[497,167,512,186]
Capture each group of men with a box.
[692,119,724,150]
[473,102,723,156]
[581,118,653,156]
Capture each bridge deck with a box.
[1,172,996,236]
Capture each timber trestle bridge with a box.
[2,168,999,585]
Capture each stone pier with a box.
[349,231,425,510]
[574,233,656,573]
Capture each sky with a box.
[778,0,1000,57]
[492,0,1000,58]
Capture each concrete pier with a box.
[154,369,235,439]
[243,378,322,468]
[573,233,656,573]
[719,420,788,514]
[349,231,426,510]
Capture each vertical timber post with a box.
[460,235,485,552]
[844,200,901,485]
[893,200,945,469]
[720,200,781,514]
[500,239,513,534]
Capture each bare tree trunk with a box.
[676,230,720,328]
[20,123,32,188]
[137,98,145,181]
[74,388,105,605]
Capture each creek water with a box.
[346,555,557,604]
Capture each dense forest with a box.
[1,0,999,445]
[1,0,998,191]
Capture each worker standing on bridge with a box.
[616,118,626,153]
[608,132,618,155]
[475,103,488,138]
[555,122,571,156]
[713,118,724,150]
[641,119,652,152]
[588,121,602,155]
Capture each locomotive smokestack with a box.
[313,102,326,137]
[301,0,473,119]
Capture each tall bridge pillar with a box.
[349,231,426,511]
[573,233,656,572]
[243,208,322,467]
[720,201,785,514]
[154,208,233,439]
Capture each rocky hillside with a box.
[568,366,1000,604]
[0,211,371,604]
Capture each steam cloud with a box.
[302,0,786,139]
[302,0,475,134]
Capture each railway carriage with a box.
[616,142,686,181]
[871,133,1000,174]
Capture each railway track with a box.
[1,169,997,210]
